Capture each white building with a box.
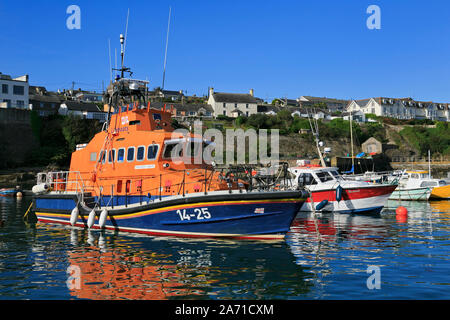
[59,101,107,122]
[0,72,29,109]
[207,87,259,117]
[346,97,450,121]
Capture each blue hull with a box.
[33,191,306,240]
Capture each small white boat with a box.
[388,171,433,201]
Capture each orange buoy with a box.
[396,206,408,216]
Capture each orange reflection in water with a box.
[67,244,204,300]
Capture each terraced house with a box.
[346,97,450,121]
[207,87,260,117]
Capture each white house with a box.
[207,87,259,117]
[0,72,29,109]
[346,97,450,121]
[59,101,107,122]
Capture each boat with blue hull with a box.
[31,34,308,240]
[34,189,306,240]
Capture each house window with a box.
[223,103,226,108]
[246,111,249,116]
[1,84,8,94]
[235,103,237,108]
[223,110,226,115]
[246,104,249,109]
[13,85,24,95]
[136,146,145,161]
[127,147,135,162]
[147,144,159,160]
[16,100,24,107]
[117,148,125,163]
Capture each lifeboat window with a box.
[163,142,183,159]
[153,113,162,120]
[90,152,97,162]
[147,144,159,160]
[129,120,141,126]
[186,142,201,158]
[98,151,106,164]
[136,146,145,161]
[117,148,125,163]
[108,149,116,163]
[127,147,135,162]
[117,180,122,193]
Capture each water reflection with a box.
[2,197,450,299]
[40,227,313,300]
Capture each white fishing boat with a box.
[288,163,397,214]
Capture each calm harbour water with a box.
[0,196,449,300]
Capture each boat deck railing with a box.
[38,164,297,209]
[38,171,91,204]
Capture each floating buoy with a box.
[396,206,408,216]
[316,199,329,211]
[70,207,79,226]
[98,209,108,228]
[16,192,23,199]
[336,185,343,202]
[87,209,96,228]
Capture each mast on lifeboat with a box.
[103,32,149,130]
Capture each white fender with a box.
[87,209,96,228]
[70,207,79,226]
[98,209,108,228]
[32,183,49,195]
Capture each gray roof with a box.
[62,101,101,112]
[212,92,258,104]
[29,94,63,103]
[301,96,349,104]
[257,104,281,113]
[354,99,371,107]
[151,102,213,113]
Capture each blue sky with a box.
[1,0,450,102]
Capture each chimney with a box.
[209,87,214,98]
[249,89,254,97]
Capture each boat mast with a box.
[428,149,431,178]
[308,109,327,167]
[350,109,354,174]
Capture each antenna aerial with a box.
[108,38,112,82]
[123,8,130,66]
[162,6,172,90]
